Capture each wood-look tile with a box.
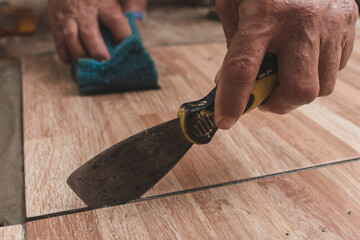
[0,225,24,240]
[26,161,360,239]
[23,42,360,217]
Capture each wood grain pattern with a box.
[26,161,360,239]
[141,7,225,47]
[23,41,360,217]
[0,225,24,240]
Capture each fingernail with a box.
[216,117,236,130]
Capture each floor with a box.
[1,1,360,239]
[25,162,360,239]
[0,60,24,226]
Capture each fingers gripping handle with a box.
[178,53,279,145]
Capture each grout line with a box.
[19,60,28,240]
[25,156,360,223]
[135,156,360,203]
[26,207,91,223]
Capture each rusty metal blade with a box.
[67,119,193,208]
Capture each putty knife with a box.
[67,53,278,208]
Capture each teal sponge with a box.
[73,12,159,94]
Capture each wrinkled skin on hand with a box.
[47,0,146,63]
[214,0,358,129]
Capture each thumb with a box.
[214,32,269,130]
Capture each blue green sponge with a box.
[72,12,159,94]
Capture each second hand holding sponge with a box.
[73,12,159,94]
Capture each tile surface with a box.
[22,42,360,217]
[0,225,24,240]
[26,161,360,239]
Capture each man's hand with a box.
[47,0,142,63]
[215,0,358,129]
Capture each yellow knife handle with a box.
[178,53,278,145]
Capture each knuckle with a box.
[63,26,77,40]
[290,81,319,104]
[274,1,321,26]
[332,2,357,28]
[79,22,95,38]
[259,0,283,14]
[224,56,258,84]
[343,0,359,25]
[266,0,320,16]
[293,1,321,16]
[109,13,127,24]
